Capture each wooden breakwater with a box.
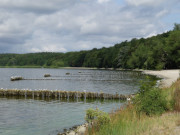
[0,89,128,100]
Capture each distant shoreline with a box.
[0,66,101,69]
[0,66,128,70]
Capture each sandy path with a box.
[143,70,180,88]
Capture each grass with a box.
[85,79,180,135]
[173,79,180,112]
[139,112,180,135]
[86,105,180,135]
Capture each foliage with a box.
[117,26,180,69]
[135,88,167,116]
[134,80,168,116]
[85,108,110,126]
[173,23,180,31]
[138,77,156,95]
[86,108,98,123]
[0,25,179,69]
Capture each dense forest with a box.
[0,25,180,70]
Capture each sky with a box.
[0,0,179,53]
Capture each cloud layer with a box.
[0,0,179,53]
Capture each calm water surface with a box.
[0,68,152,135]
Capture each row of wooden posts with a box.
[10,74,68,81]
[8,75,130,100]
[0,89,128,100]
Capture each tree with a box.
[173,23,180,31]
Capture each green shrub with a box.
[86,108,99,123]
[134,80,168,116]
[138,77,156,95]
[96,111,111,126]
[85,108,110,126]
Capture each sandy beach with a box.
[143,70,180,88]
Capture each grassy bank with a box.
[85,79,180,135]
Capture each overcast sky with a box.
[0,0,179,53]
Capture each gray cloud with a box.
[0,0,79,14]
[0,0,179,53]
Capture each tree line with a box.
[0,25,179,69]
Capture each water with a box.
[0,68,146,94]
[0,98,123,135]
[0,68,154,135]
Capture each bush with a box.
[86,108,98,123]
[134,80,168,116]
[85,108,110,126]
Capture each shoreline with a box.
[0,66,135,71]
[58,123,88,135]
[59,69,180,135]
[142,70,180,88]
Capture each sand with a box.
[143,70,180,88]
